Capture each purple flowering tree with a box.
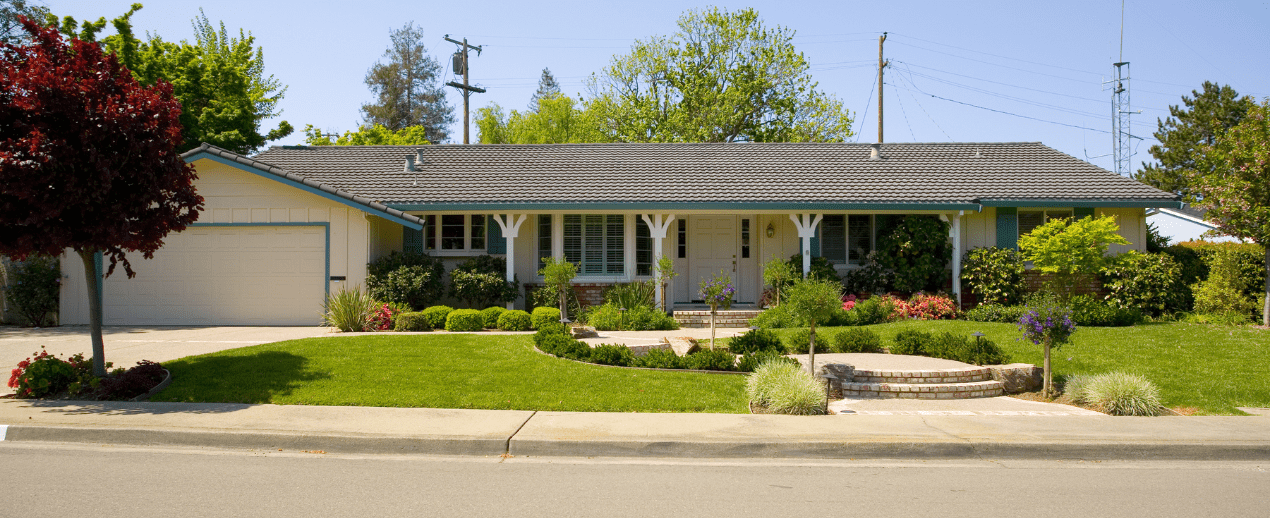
[698,272,735,350]
[1018,302,1076,397]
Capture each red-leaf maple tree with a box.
[0,18,203,375]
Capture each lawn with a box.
[752,320,1269,415]
[152,334,748,413]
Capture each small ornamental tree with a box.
[0,19,203,375]
[539,257,578,320]
[784,277,843,376]
[1018,216,1129,298]
[1018,298,1075,398]
[762,256,799,307]
[698,271,735,349]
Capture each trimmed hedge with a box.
[889,329,1007,365]
[728,328,784,354]
[785,328,831,354]
[421,305,454,330]
[444,309,485,332]
[833,328,882,353]
[393,312,431,332]
[497,310,533,331]
[480,306,507,329]
[531,307,561,329]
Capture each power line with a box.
[889,69,917,141]
[890,68,952,141]
[894,60,1168,113]
[890,32,1105,77]
[853,74,877,143]
[893,83,1117,135]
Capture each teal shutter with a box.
[487,215,506,254]
[1074,207,1095,220]
[995,207,1018,249]
[403,226,423,254]
[810,221,821,258]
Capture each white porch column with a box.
[641,213,676,313]
[491,213,528,309]
[942,211,965,306]
[788,213,823,278]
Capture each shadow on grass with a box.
[150,350,331,405]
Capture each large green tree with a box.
[585,7,854,143]
[477,95,608,144]
[1134,82,1258,199]
[44,4,292,154]
[0,0,47,45]
[1188,99,1270,324]
[302,124,433,146]
[361,22,452,143]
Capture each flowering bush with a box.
[698,272,736,311]
[905,292,959,320]
[1018,305,1076,346]
[841,294,857,311]
[8,348,97,398]
[367,303,403,331]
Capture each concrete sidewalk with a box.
[0,400,1266,461]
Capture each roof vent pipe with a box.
[416,148,426,165]
[404,155,416,172]
[868,143,881,161]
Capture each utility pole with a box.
[878,32,888,144]
[444,35,486,144]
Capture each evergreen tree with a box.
[1134,82,1257,199]
[361,22,453,143]
[528,68,561,111]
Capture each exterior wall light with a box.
[765,222,775,238]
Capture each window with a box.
[820,214,873,265]
[537,214,552,267]
[741,219,750,259]
[1018,210,1073,237]
[564,214,624,275]
[677,219,686,259]
[422,214,486,251]
[636,222,653,276]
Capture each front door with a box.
[687,216,738,303]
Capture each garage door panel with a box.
[103,226,325,325]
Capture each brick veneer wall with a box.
[523,282,610,310]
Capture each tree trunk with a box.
[1043,339,1053,398]
[78,249,107,377]
[808,321,817,376]
[709,305,716,350]
[1264,248,1270,326]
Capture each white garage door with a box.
[103,225,326,325]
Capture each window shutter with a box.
[487,216,505,254]
[810,221,821,258]
[1074,207,1095,220]
[996,207,1018,249]
[403,226,423,254]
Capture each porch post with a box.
[492,213,528,309]
[788,213,823,277]
[945,211,964,306]
[641,213,676,312]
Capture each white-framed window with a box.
[564,214,624,275]
[820,214,874,265]
[422,214,486,252]
[1018,209,1073,238]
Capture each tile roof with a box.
[245,142,1179,208]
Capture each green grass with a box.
[745,320,1269,415]
[152,334,747,413]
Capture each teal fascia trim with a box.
[190,222,331,297]
[188,153,423,230]
[388,201,983,212]
[979,199,1184,209]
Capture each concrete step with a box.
[842,379,1005,399]
[673,310,762,329]
[852,367,995,384]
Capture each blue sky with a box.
[48,0,1271,174]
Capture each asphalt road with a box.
[1,442,1267,517]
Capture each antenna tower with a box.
[1109,1,1138,176]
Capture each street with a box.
[0,442,1266,517]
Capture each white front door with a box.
[687,216,737,302]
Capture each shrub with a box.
[961,247,1025,306]
[603,281,657,311]
[1067,295,1142,327]
[785,328,831,354]
[890,329,932,356]
[449,256,519,308]
[833,328,882,353]
[746,360,826,415]
[1191,247,1261,317]
[586,303,678,331]
[444,309,485,332]
[925,332,1007,366]
[902,292,959,320]
[393,311,431,331]
[533,323,590,360]
[480,306,507,329]
[497,310,533,331]
[728,328,784,354]
[1101,251,1188,316]
[7,348,91,398]
[368,302,404,331]
[683,348,737,371]
[533,322,569,347]
[1180,241,1267,301]
[1069,372,1163,416]
[785,254,841,285]
[875,215,952,293]
[633,348,683,369]
[588,343,635,367]
[323,287,376,332]
[92,360,166,401]
[421,305,455,330]
[1019,215,1129,297]
[1183,311,1251,326]
[4,255,60,327]
[738,350,797,373]
[965,303,1027,323]
[842,252,893,295]
[749,305,802,329]
[851,296,896,325]
[366,252,445,310]
[531,307,562,329]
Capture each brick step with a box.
[673,310,762,329]
[842,380,1005,399]
[852,367,995,384]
